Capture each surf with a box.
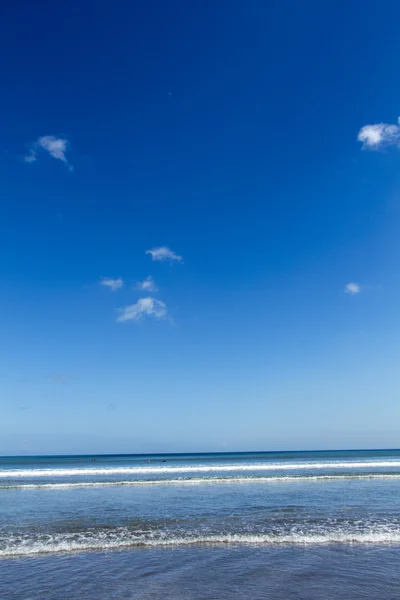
[2,528,400,557]
[1,460,400,478]
[2,473,400,490]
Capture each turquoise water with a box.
[1,450,400,598]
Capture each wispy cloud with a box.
[99,277,124,291]
[146,246,183,263]
[24,150,37,163]
[117,297,167,322]
[25,135,72,169]
[49,374,69,384]
[357,117,400,150]
[345,282,361,295]
[137,275,158,292]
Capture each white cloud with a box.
[38,136,69,161]
[357,117,400,150]
[146,246,183,263]
[137,275,158,292]
[99,277,124,291]
[117,297,167,322]
[345,282,361,295]
[24,150,37,163]
[25,135,72,169]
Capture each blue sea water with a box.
[1,450,400,599]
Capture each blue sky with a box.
[1,0,400,455]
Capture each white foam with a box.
[1,473,400,490]
[1,460,400,478]
[2,529,400,557]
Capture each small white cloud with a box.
[357,117,400,150]
[345,282,361,295]
[117,297,167,322]
[25,135,72,169]
[38,136,69,162]
[24,150,37,163]
[137,275,158,292]
[146,246,183,263]
[99,277,124,291]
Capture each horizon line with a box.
[1,447,399,459]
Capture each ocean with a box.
[1,449,400,599]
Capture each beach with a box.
[1,450,400,598]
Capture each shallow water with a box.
[1,450,400,598]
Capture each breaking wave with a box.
[1,460,400,479]
[1,473,400,490]
[2,526,400,557]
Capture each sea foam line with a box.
[1,460,400,478]
[1,473,400,490]
[2,530,400,557]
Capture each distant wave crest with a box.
[1,473,400,490]
[1,460,400,479]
